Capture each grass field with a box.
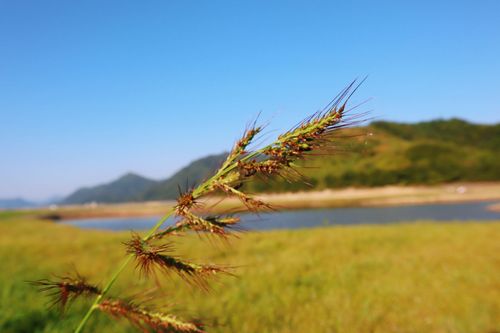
[0,214,499,333]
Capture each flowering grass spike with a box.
[34,80,364,333]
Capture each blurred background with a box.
[0,1,499,332]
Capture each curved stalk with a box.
[73,148,268,332]
[74,208,175,332]
[73,102,348,332]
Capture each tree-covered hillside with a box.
[140,154,228,200]
[63,173,157,204]
[244,119,500,192]
[62,155,227,204]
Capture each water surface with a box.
[65,200,499,231]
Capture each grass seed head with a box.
[174,209,239,238]
[125,234,230,289]
[215,182,272,211]
[30,274,100,310]
[60,81,364,333]
[98,299,205,333]
[176,191,196,213]
[233,126,262,156]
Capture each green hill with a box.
[245,118,500,192]
[62,119,499,204]
[62,154,227,204]
[141,153,228,200]
[63,173,157,204]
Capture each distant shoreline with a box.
[29,182,500,220]
[487,202,500,212]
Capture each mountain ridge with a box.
[62,172,158,204]
[62,153,227,204]
[0,198,37,209]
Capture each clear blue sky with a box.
[1,1,499,200]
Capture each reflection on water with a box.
[65,201,500,231]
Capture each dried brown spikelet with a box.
[181,213,226,236]
[176,190,197,212]
[238,159,283,177]
[227,126,262,160]
[215,182,272,211]
[181,210,237,237]
[272,80,362,152]
[30,274,100,310]
[264,106,344,160]
[125,234,229,288]
[152,215,239,241]
[98,299,204,333]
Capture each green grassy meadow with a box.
[1,214,499,333]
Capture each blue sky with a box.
[1,1,499,200]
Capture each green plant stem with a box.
[74,208,175,333]
[74,142,278,332]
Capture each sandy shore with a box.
[487,202,500,212]
[32,182,500,220]
[257,182,500,209]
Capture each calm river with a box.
[66,200,499,231]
